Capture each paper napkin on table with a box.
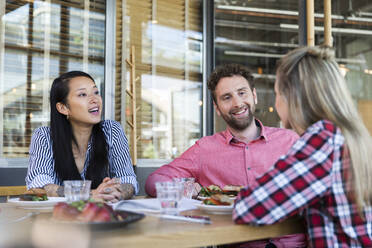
[112,198,199,213]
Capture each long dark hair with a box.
[50,71,108,189]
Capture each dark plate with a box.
[52,210,145,231]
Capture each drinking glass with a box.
[155,181,184,215]
[172,177,195,199]
[64,180,91,203]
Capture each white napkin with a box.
[113,198,199,213]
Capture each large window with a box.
[327,1,372,135]
[214,0,372,134]
[115,0,203,164]
[0,0,106,165]
[214,0,300,131]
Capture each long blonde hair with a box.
[276,45,372,210]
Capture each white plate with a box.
[7,197,66,209]
[195,203,233,215]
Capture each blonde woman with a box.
[233,46,372,247]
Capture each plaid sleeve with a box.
[233,122,336,225]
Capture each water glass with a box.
[64,180,91,203]
[155,181,184,215]
[172,177,195,199]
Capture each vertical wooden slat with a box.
[115,0,123,122]
[306,0,314,46]
[125,46,138,166]
[59,5,70,74]
[0,0,5,157]
[324,0,332,47]
[358,100,372,135]
[25,2,34,145]
[83,0,90,72]
[42,0,51,127]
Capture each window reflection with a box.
[120,0,203,161]
[214,0,299,130]
[140,74,202,159]
[1,1,106,159]
[214,0,372,134]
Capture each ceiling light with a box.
[216,5,372,23]
[280,23,372,36]
[225,51,283,58]
[339,64,349,77]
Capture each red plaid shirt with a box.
[233,120,372,247]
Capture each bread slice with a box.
[222,185,244,196]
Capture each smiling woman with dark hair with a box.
[26,71,138,202]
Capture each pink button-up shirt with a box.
[145,120,299,196]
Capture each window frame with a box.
[0,0,211,168]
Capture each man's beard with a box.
[219,104,255,131]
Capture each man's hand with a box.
[193,182,202,197]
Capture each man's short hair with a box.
[207,64,254,102]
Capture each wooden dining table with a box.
[0,201,305,248]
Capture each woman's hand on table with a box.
[44,184,64,197]
[91,177,123,203]
[117,183,135,200]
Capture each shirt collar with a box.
[222,118,269,144]
[255,119,269,141]
[223,129,235,144]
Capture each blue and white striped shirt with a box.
[26,120,139,194]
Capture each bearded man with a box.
[145,64,299,197]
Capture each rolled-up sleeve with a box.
[109,121,139,194]
[26,127,57,189]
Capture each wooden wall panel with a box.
[358,100,372,135]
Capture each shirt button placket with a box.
[245,146,251,171]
